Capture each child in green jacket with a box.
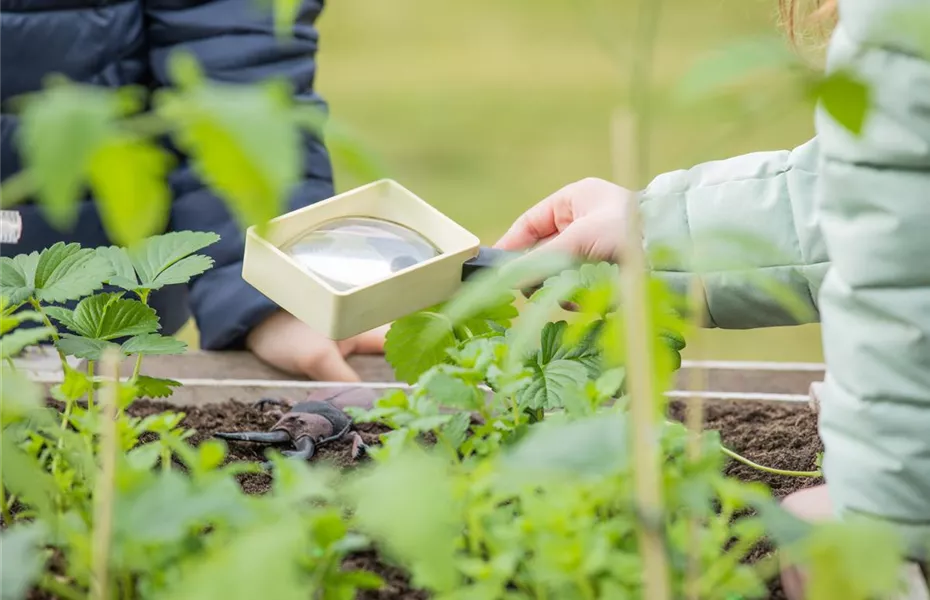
[497,0,929,593]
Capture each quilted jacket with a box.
[641,0,930,559]
[0,0,334,349]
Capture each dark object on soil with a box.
[214,393,368,467]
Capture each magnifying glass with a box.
[242,180,518,340]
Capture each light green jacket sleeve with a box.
[817,0,930,560]
[639,138,828,329]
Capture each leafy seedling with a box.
[214,395,369,468]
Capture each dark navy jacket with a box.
[0,0,334,349]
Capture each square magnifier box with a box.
[242,179,481,340]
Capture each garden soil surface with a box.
[32,397,824,600]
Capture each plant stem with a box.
[92,350,120,600]
[720,446,822,478]
[0,484,12,525]
[121,573,133,600]
[29,298,61,345]
[4,356,15,370]
[131,290,149,381]
[87,360,96,410]
[38,575,84,600]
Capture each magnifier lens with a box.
[281,217,441,291]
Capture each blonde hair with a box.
[779,0,837,47]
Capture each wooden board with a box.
[17,346,824,407]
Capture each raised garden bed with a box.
[121,392,824,600]
[15,349,829,600]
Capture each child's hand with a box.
[245,310,387,382]
[494,177,633,261]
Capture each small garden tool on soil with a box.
[213,389,370,467]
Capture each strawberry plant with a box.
[0,234,384,600]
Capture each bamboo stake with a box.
[613,112,672,600]
[686,278,709,600]
[92,349,120,600]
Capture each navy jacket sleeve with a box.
[145,0,335,350]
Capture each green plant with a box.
[0,234,383,600]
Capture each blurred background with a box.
[181,0,826,362]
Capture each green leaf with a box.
[500,412,630,482]
[96,246,141,290]
[51,365,91,402]
[421,369,483,411]
[52,293,159,340]
[438,250,578,340]
[115,470,250,548]
[33,242,113,303]
[460,292,518,336]
[813,70,871,136]
[0,522,48,600]
[56,334,118,361]
[517,359,588,411]
[0,434,57,519]
[441,411,472,451]
[88,135,174,247]
[347,448,461,592]
[385,311,457,384]
[18,81,121,229]
[154,516,310,600]
[156,56,301,230]
[133,375,182,399]
[0,326,54,359]
[125,231,220,290]
[121,333,187,356]
[0,299,44,334]
[0,253,39,305]
[0,366,45,425]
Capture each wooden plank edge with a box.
[27,372,813,407]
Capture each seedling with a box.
[214,395,369,466]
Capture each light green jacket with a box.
[641,0,930,560]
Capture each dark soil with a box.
[23,397,822,600]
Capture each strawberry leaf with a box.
[0,252,40,305]
[0,522,48,600]
[0,301,44,336]
[50,365,92,402]
[0,367,45,424]
[96,246,141,290]
[385,311,457,384]
[121,333,187,356]
[18,80,121,229]
[56,334,118,361]
[133,375,182,399]
[156,53,301,231]
[50,293,158,340]
[1,326,55,359]
[97,232,219,294]
[517,359,588,411]
[88,135,174,247]
[32,242,112,303]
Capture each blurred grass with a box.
[180,0,825,363]
[314,0,824,362]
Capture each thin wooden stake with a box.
[92,349,119,600]
[686,277,708,600]
[614,111,672,600]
